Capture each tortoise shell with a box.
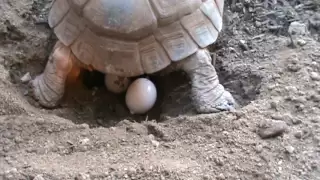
[48,0,224,77]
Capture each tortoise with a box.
[31,0,237,113]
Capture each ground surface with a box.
[0,0,320,179]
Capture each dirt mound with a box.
[0,0,320,179]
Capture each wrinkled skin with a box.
[178,49,236,113]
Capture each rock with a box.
[288,22,308,36]
[79,138,90,145]
[310,118,319,123]
[255,144,263,153]
[213,156,224,166]
[125,122,148,135]
[258,120,288,139]
[269,102,277,110]
[75,173,90,180]
[239,39,249,51]
[20,72,31,83]
[287,63,302,72]
[297,39,307,46]
[149,134,160,147]
[33,174,45,180]
[310,72,320,81]
[309,13,320,30]
[217,173,226,180]
[294,131,303,139]
[285,145,295,154]
[291,117,302,125]
[79,123,90,129]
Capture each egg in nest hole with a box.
[125,78,157,114]
[105,75,157,114]
[104,74,131,94]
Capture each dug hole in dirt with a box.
[1,0,320,179]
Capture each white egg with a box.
[105,74,130,94]
[125,78,157,114]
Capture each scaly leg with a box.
[31,41,80,108]
[179,49,237,113]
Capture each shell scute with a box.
[97,37,143,76]
[48,0,70,28]
[200,0,223,32]
[139,36,171,74]
[53,9,86,46]
[82,0,157,39]
[149,0,202,25]
[154,22,198,61]
[181,9,219,48]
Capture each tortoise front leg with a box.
[179,49,237,113]
[31,41,80,108]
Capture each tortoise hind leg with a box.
[179,49,237,113]
[31,41,80,108]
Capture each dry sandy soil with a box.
[1,0,320,179]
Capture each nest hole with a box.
[43,60,262,128]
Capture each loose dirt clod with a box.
[258,120,289,139]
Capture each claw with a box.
[181,49,237,114]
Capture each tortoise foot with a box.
[194,84,237,113]
[31,41,76,108]
[180,49,237,114]
[31,74,63,108]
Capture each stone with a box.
[297,39,307,46]
[310,72,320,81]
[288,22,308,36]
[20,72,31,83]
[33,175,45,180]
[309,13,320,29]
[258,120,288,139]
[75,173,90,180]
[285,145,295,154]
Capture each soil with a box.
[1,0,320,179]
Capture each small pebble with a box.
[33,174,45,180]
[285,145,295,154]
[239,40,249,51]
[291,117,302,125]
[287,64,302,72]
[288,21,308,35]
[311,118,319,123]
[310,72,320,81]
[79,124,90,129]
[270,101,278,110]
[151,139,160,147]
[294,131,303,139]
[297,39,307,46]
[79,138,90,145]
[258,120,288,139]
[148,134,160,147]
[214,157,224,166]
[20,72,31,83]
[217,173,226,180]
[291,96,307,103]
[255,144,263,153]
[75,173,90,180]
